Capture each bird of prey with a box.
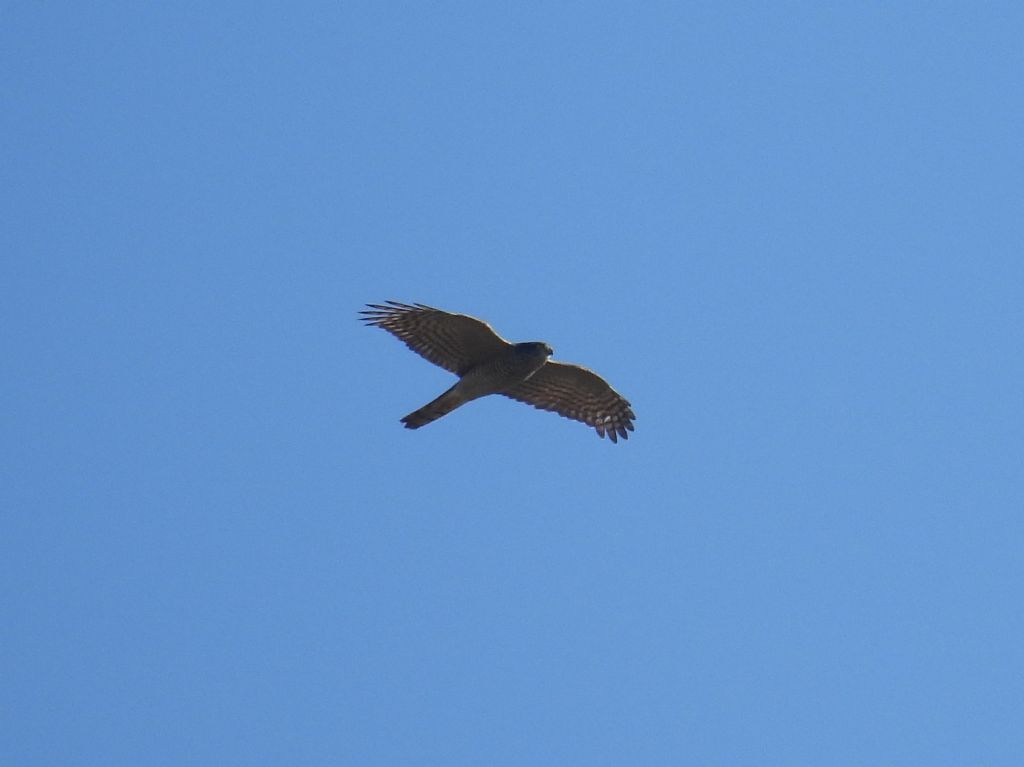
[361,301,635,442]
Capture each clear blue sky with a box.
[4,2,1023,765]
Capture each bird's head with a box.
[517,341,554,358]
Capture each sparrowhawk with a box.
[361,301,635,442]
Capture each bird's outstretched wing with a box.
[503,361,635,442]
[360,301,512,376]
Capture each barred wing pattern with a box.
[503,361,635,442]
[359,301,512,375]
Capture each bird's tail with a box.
[401,385,466,429]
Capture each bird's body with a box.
[399,341,553,429]
[361,302,635,442]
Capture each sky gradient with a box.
[4,2,1023,765]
